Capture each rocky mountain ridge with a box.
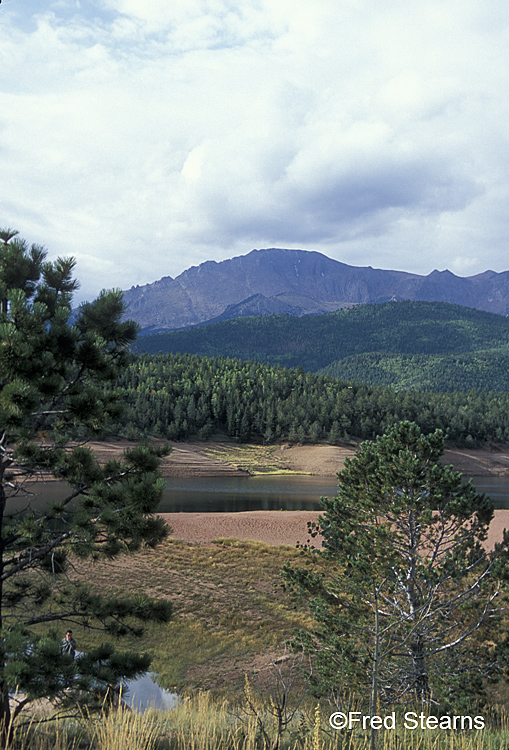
[122,248,509,333]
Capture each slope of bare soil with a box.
[442,446,509,476]
[90,440,248,477]
[159,509,509,551]
[90,440,509,478]
[159,510,320,548]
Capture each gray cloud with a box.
[1,0,509,301]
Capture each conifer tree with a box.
[282,421,509,719]
[0,230,171,736]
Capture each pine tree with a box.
[282,421,509,718]
[0,230,172,736]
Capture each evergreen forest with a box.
[321,349,509,392]
[132,301,509,392]
[110,352,509,446]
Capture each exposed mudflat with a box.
[90,439,509,478]
[159,508,509,551]
[159,510,320,548]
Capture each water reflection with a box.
[159,475,337,513]
[469,475,509,510]
[10,474,509,513]
[123,672,179,712]
[159,475,509,513]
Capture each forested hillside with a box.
[322,349,509,392]
[111,353,509,446]
[132,301,509,391]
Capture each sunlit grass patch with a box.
[200,443,301,474]
[149,616,251,689]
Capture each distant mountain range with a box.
[123,248,509,333]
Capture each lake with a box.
[159,475,337,512]
[13,473,509,513]
[158,474,509,512]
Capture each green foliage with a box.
[0,230,171,729]
[282,422,509,712]
[132,301,509,391]
[322,348,509,392]
[5,628,152,714]
[108,351,509,445]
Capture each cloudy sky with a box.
[1,0,509,302]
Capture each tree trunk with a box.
[410,637,430,703]
[0,461,12,746]
[406,511,430,703]
[370,584,381,750]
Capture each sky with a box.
[1,0,509,303]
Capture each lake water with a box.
[158,475,337,512]
[123,672,179,712]
[17,474,509,513]
[159,474,509,512]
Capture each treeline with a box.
[110,353,509,446]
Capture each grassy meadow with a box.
[15,534,509,748]
[69,537,312,693]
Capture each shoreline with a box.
[158,508,509,551]
[52,440,509,549]
[88,440,509,479]
[28,440,509,549]
[158,510,321,548]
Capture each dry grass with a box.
[68,537,311,692]
[200,443,305,474]
[21,528,509,748]
[11,695,509,750]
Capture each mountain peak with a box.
[121,247,509,333]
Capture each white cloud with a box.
[1,0,509,301]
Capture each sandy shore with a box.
[159,510,321,547]
[158,509,509,551]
